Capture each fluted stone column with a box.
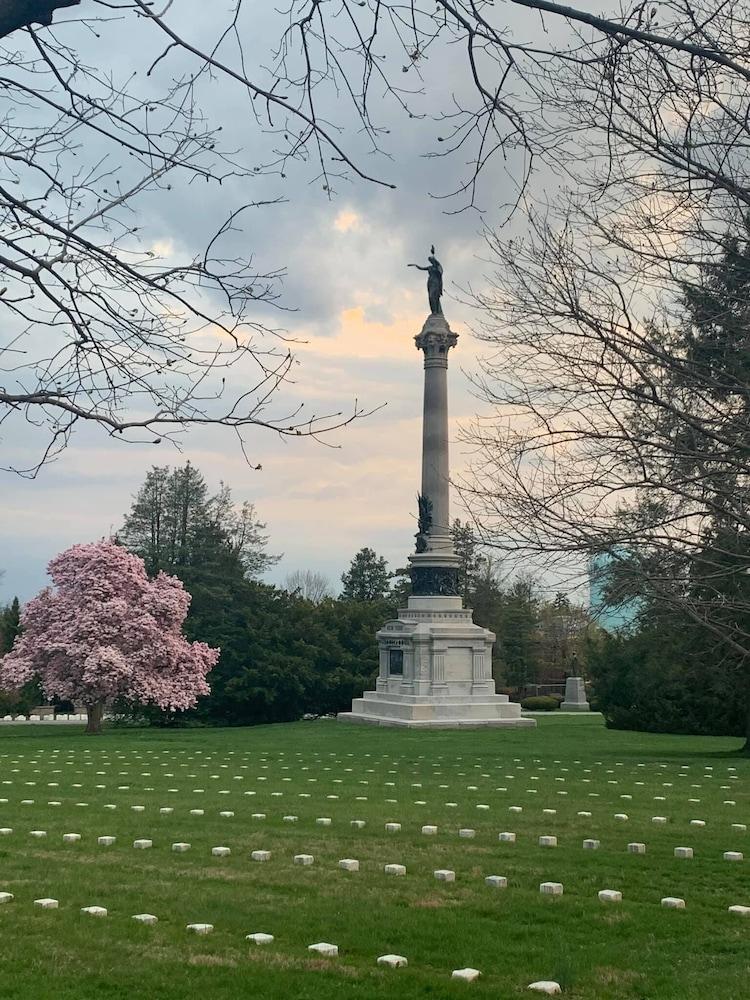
[418,314,456,543]
[410,313,460,594]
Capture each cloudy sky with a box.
[0,1,566,603]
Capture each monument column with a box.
[410,311,460,597]
[417,316,457,547]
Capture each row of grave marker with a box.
[7,828,747,860]
[0,893,568,994]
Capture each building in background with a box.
[588,552,641,632]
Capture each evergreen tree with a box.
[496,576,541,688]
[0,597,20,656]
[451,520,487,603]
[340,547,391,601]
[120,463,277,584]
[389,565,412,606]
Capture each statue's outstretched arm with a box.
[407,264,429,271]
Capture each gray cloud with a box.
[0,2,550,602]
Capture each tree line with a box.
[3,454,748,744]
[0,462,591,724]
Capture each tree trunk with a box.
[0,0,81,39]
[85,702,104,735]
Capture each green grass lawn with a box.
[0,715,748,999]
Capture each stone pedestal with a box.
[339,594,534,728]
[561,676,590,712]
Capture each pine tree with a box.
[120,463,277,583]
[340,548,391,601]
[497,576,541,688]
[451,520,487,603]
[0,597,20,656]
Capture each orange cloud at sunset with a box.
[297,302,428,361]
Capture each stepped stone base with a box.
[338,594,535,730]
[339,693,535,729]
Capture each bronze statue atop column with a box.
[408,245,443,315]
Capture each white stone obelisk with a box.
[338,255,534,728]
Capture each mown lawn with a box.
[0,715,747,999]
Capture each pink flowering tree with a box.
[0,540,219,734]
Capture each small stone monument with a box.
[338,250,534,730]
[561,676,590,712]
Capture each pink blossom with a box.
[0,540,218,712]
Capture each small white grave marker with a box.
[339,858,359,872]
[598,889,622,903]
[384,863,406,876]
[246,932,274,944]
[539,882,563,896]
[187,923,213,934]
[627,842,646,854]
[377,954,408,968]
[485,875,507,888]
[661,897,686,909]
[34,898,58,909]
[132,914,158,925]
[81,906,107,918]
[133,839,152,849]
[251,850,271,862]
[434,869,455,882]
[538,836,557,848]
[211,846,231,857]
[528,982,562,995]
[308,942,338,957]
[294,854,314,866]
[451,968,481,982]
[674,847,693,859]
